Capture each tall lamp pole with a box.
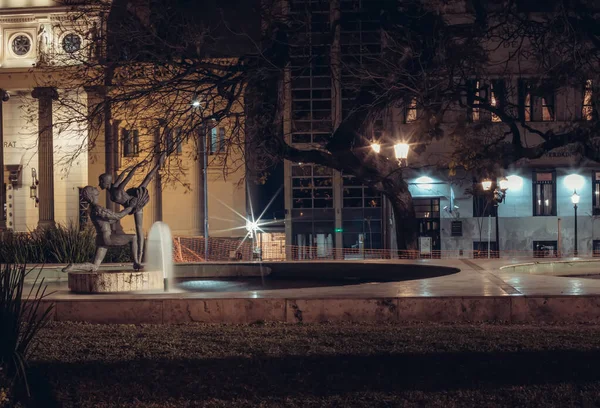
[572,190,579,257]
[192,98,209,261]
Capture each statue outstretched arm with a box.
[139,152,167,189]
[114,161,145,187]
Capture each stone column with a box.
[32,87,58,229]
[0,90,5,230]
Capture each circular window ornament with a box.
[62,33,81,54]
[12,35,31,56]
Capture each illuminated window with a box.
[541,91,555,122]
[468,80,481,122]
[533,171,555,216]
[520,81,532,122]
[583,80,594,120]
[490,81,505,122]
[520,80,555,122]
[405,98,417,123]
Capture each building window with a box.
[519,80,532,122]
[166,128,183,155]
[473,192,497,217]
[583,80,595,121]
[519,80,555,122]
[289,4,332,146]
[12,35,31,56]
[218,127,225,153]
[593,172,600,215]
[62,33,82,53]
[404,97,417,123]
[467,80,482,122]
[342,175,383,254]
[541,89,555,121]
[593,240,600,257]
[292,164,333,209]
[122,129,139,157]
[490,80,505,122]
[533,171,556,216]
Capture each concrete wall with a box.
[410,169,598,256]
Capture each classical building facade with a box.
[0,1,246,240]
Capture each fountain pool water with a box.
[146,221,174,291]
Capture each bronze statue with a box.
[62,186,149,272]
[99,154,165,264]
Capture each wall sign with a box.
[419,237,432,255]
[451,221,463,237]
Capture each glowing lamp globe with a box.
[394,142,409,160]
[498,178,509,191]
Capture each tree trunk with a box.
[384,189,419,253]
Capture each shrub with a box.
[0,224,131,264]
[0,264,53,399]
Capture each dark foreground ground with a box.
[29,322,600,407]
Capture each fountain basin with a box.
[68,270,163,293]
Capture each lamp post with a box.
[482,178,509,257]
[192,98,209,261]
[572,190,580,257]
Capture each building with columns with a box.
[0,0,247,240]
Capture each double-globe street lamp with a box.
[370,141,410,166]
[482,177,510,257]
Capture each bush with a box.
[0,224,132,264]
[0,264,53,401]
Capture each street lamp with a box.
[370,141,409,166]
[481,177,509,257]
[394,142,409,166]
[572,190,580,256]
[192,98,209,261]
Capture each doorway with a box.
[413,198,441,257]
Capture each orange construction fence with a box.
[172,237,592,262]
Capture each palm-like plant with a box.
[0,264,53,396]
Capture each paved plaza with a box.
[26,258,600,324]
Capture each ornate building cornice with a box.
[0,16,37,24]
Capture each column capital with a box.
[31,87,58,100]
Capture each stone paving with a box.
[28,258,600,324]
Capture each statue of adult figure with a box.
[37,23,49,64]
[62,186,148,272]
[99,153,166,263]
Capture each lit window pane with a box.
[583,79,594,120]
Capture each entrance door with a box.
[413,198,441,257]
